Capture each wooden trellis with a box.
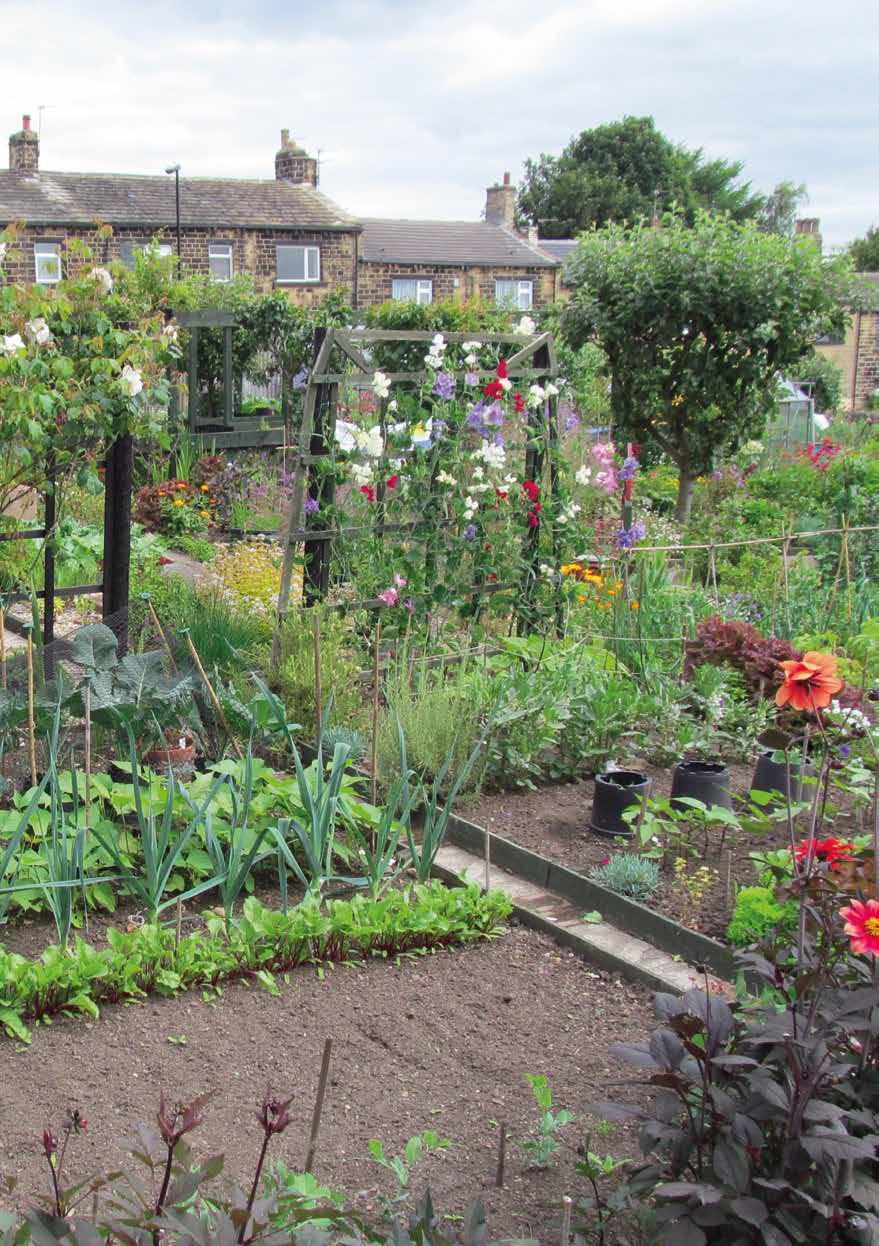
[271,327,561,661]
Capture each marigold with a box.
[200,510,211,519]
[173,499,184,507]
[841,899,879,956]
[776,651,845,712]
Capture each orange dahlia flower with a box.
[841,899,879,956]
[775,651,844,712]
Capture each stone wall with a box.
[816,311,879,411]
[356,260,558,309]
[0,224,358,305]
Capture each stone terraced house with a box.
[0,116,563,311]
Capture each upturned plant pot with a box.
[143,730,197,775]
[751,749,816,807]
[590,770,651,839]
[670,760,732,812]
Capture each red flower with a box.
[360,484,376,503]
[496,359,509,380]
[795,837,855,870]
[483,379,504,400]
[776,651,844,712]
[158,555,173,566]
[495,488,508,500]
[841,899,879,956]
[522,479,540,502]
[514,392,525,413]
[386,474,399,490]
[527,503,542,528]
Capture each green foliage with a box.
[518,115,763,237]
[368,1130,451,1203]
[726,884,798,946]
[0,883,512,1043]
[849,224,879,272]
[792,348,844,413]
[758,181,809,236]
[518,1074,575,1168]
[561,211,855,520]
[273,606,364,743]
[589,853,660,901]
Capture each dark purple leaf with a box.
[713,1136,750,1193]
[610,1041,659,1069]
[650,1028,686,1071]
[731,1196,769,1226]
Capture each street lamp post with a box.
[165,164,181,265]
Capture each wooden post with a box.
[495,1123,507,1188]
[304,1038,333,1173]
[560,1195,573,1246]
[183,631,243,760]
[102,435,134,655]
[83,683,92,830]
[304,333,337,605]
[370,618,381,805]
[484,825,491,892]
[43,459,56,672]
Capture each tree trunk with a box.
[675,471,696,525]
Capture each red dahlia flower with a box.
[522,479,540,502]
[795,837,855,870]
[483,379,504,400]
[841,899,879,956]
[776,651,844,712]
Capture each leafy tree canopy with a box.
[518,116,767,237]
[848,226,879,272]
[560,212,854,521]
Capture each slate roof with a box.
[0,170,357,231]
[536,239,578,262]
[358,219,558,268]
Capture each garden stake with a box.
[370,619,381,806]
[495,1122,506,1188]
[305,1038,333,1173]
[183,630,243,759]
[723,848,732,907]
[175,897,183,950]
[484,826,491,893]
[83,683,92,830]
[560,1195,573,1246]
[143,594,177,672]
[0,603,6,689]
[313,610,323,746]
[25,624,37,787]
[781,524,792,637]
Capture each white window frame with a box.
[119,239,174,269]
[392,277,433,305]
[276,244,320,285]
[34,242,62,285]
[209,242,234,283]
[495,278,533,310]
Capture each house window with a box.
[209,243,234,282]
[276,245,320,284]
[495,279,533,310]
[34,242,62,284]
[392,277,433,305]
[119,240,174,269]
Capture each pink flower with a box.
[378,588,398,607]
[394,574,407,588]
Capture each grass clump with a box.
[589,854,660,902]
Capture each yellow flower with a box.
[200,509,210,518]
[173,499,184,507]
[630,600,640,610]
[200,484,209,492]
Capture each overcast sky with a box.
[3,0,876,248]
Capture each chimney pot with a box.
[485,173,516,228]
[9,114,39,172]
[280,128,290,148]
[22,114,31,131]
[503,171,510,186]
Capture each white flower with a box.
[425,350,445,370]
[388,399,398,413]
[462,340,482,352]
[25,318,52,346]
[575,465,592,486]
[503,473,517,486]
[813,412,830,431]
[539,562,554,579]
[431,333,446,350]
[545,382,559,397]
[436,470,456,486]
[354,425,385,458]
[0,243,7,264]
[515,316,536,337]
[89,266,113,294]
[372,370,391,399]
[334,420,358,452]
[743,440,764,456]
[472,464,484,479]
[474,439,507,472]
[464,352,479,367]
[351,462,373,486]
[161,320,179,344]
[527,384,546,409]
[463,496,479,519]
[120,363,144,397]
[499,377,512,393]
[1,333,25,356]
[557,500,581,526]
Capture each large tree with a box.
[518,116,764,238]
[561,213,853,522]
[849,226,879,272]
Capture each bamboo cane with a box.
[313,611,323,747]
[182,631,243,760]
[495,1123,507,1188]
[0,604,6,689]
[305,1039,333,1173]
[370,619,381,806]
[143,594,178,672]
[25,625,37,787]
[83,683,92,830]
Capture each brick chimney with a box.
[795,217,822,252]
[9,114,39,173]
[275,129,317,187]
[485,172,516,229]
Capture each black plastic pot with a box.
[590,770,651,838]
[670,760,732,812]
[751,749,816,807]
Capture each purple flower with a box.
[292,366,309,391]
[619,455,640,481]
[404,597,415,613]
[561,402,580,433]
[839,744,851,758]
[431,418,447,441]
[304,496,319,515]
[465,371,479,387]
[433,371,456,401]
[378,588,398,607]
[463,524,477,541]
[616,520,647,550]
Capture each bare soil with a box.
[465,761,864,942]
[0,925,651,1236]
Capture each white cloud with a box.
[1,0,876,248]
